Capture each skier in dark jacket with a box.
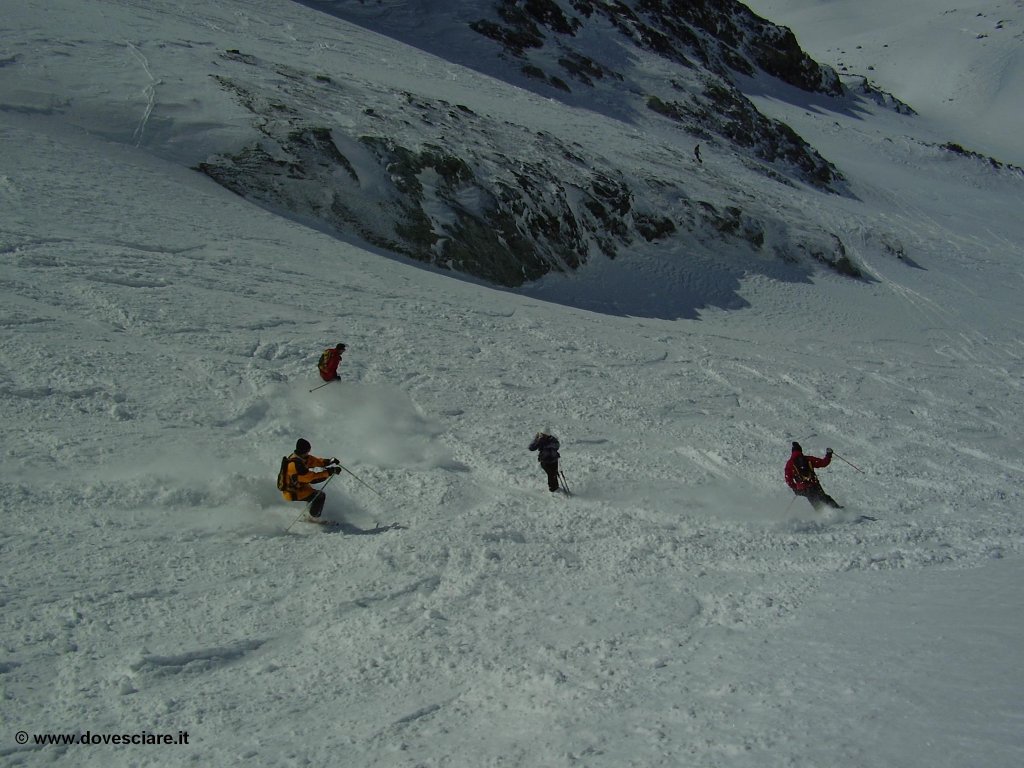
[784,442,842,510]
[529,432,561,492]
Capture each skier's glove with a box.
[825,447,833,456]
[328,457,340,466]
[328,466,342,475]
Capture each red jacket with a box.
[785,449,831,491]
[318,348,343,381]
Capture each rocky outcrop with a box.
[195,1,875,289]
[197,69,676,286]
[464,0,844,190]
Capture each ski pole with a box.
[558,470,571,495]
[832,451,865,474]
[336,461,384,497]
[309,380,333,393]
[285,507,306,533]
[285,474,335,533]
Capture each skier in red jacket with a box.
[317,343,346,382]
[785,442,843,510]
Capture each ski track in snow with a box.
[1,1,1023,766]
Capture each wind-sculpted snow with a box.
[1,1,1024,767]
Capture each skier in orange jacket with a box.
[277,438,340,518]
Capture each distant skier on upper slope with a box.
[785,442,843,511]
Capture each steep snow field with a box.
[1,1,1022,766]
[746,0,1024,165]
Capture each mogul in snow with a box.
[317,342,347,382]
[529,431,562,493]
[784,442,843,511]
[277,438,341,520]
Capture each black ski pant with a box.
[301,490,326,517]
[540,461,560,492]
[796,485,841,511]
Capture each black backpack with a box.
[276,456,294,492]
[794,455,816,483]
[538,435,560,463]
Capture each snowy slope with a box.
[745,0,1024,166]
[1,1,1023,767]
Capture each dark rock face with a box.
[466,0,843,191]
[197,69,675,286]
[521,0,842,95]
[197,3,874,290]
